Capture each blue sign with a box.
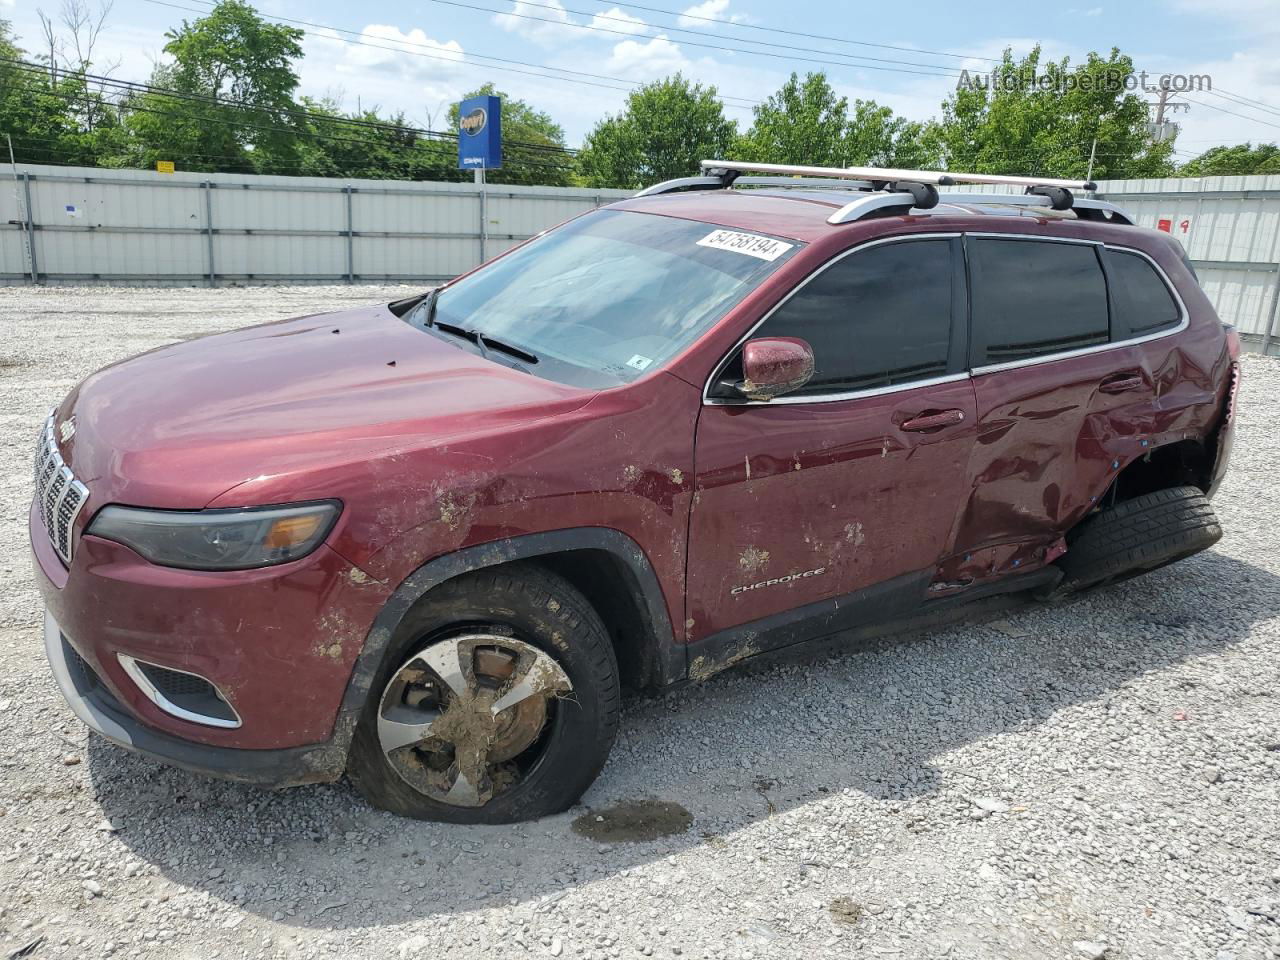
[457,95,502,170]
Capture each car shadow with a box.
[87,547,1278,931]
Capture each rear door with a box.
[945,234,1147,586]
[685,235,976,645]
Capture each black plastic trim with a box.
[330,527,683,751]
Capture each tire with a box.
[1056,485,1222,594]
[347,564,620,823]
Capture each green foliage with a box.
[120,0,305,173]
[735,72,941,170]
[1177,143,1280,177]
[938,47,1174,180]
[1,19,128,166]
[578,74,737,188]
[736,72,848,166]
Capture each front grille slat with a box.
[33,414,89,565]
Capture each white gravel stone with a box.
[1,285,1278,960]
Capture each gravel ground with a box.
[1,284,1279,960]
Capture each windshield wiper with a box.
[434,320,538,365]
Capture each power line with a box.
[9,76,580,172]
[422,0,963,79]
[1204,88,1280,122]
[1,58,580,156]
[461,0,983,73]
[599,0,1002,63]
[1175,96,1280,133]
[145,0,764,107]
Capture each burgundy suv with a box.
[33,163,1239,823]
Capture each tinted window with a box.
[1109,249,1180,336]
[970,239,1108,366]
[751,239,954,395]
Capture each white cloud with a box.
[0,0,15,10]
[590,7,648,36]
[605,35,691,80]
[492,0,581,46]
[677,0,746,28]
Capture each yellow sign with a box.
[156,160,175,174]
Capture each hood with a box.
[58,302,594,508]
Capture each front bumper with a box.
[44,610,345,786]
[32,493,393,769]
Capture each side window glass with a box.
[970,239,1108,366]
[750,239,954,395]
[1109,249,1181,337]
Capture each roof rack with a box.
[637,159,1117,226]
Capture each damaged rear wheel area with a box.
[347,566,620,823]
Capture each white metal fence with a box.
[1,164,631,286]
[5,164,1280,355]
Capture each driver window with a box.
[748,238,957,397]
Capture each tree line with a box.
[2,1,1275,187]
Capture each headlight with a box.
[87,501,341,571]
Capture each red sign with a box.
[1157,218,1172,233]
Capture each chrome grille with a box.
[34,414,89,565]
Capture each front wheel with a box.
[347,566,620,823]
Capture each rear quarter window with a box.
[969,238,1109,367]
[1106,249,1182,338]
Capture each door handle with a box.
[1099,374,1144,394]
[901,409,965,432]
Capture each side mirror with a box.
[738,337,815,401]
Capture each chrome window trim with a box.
[117,654,243,729]
[968,239,1189,376]
[701,232,1190,407]
[701,232,964,407]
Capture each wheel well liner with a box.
[1111,438,1214,503]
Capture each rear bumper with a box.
[44,610,346,787]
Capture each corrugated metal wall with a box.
[0,164,631,285]
[1093,175,1280,355]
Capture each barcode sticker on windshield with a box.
[697,229,793,262]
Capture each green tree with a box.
[845,100,942,168]
[938,47,1173,180]
[737,72,848,166]
[446,83,574,186]
[121,0,304,173]
[1,18,127,167]
[578,74,737,189]
[1177,142,1280,177]
[293,98,457,181]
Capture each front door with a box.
[685,236,976,649]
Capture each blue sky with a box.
[4,0,1279,158]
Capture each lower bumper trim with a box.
[44,611,346,788]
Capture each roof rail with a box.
[636,160,1120,226]
[635,174,873,197]
[938,192,1135,224]
[699,159,1096,193]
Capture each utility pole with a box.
[1147,82,1184,144]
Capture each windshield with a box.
[413,209,801,388]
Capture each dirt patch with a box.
[739,546,770,574]
[572,800,693,844]
[829,897,863,926]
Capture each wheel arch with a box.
[1109,437,1215,505]
[330,528,683,759]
